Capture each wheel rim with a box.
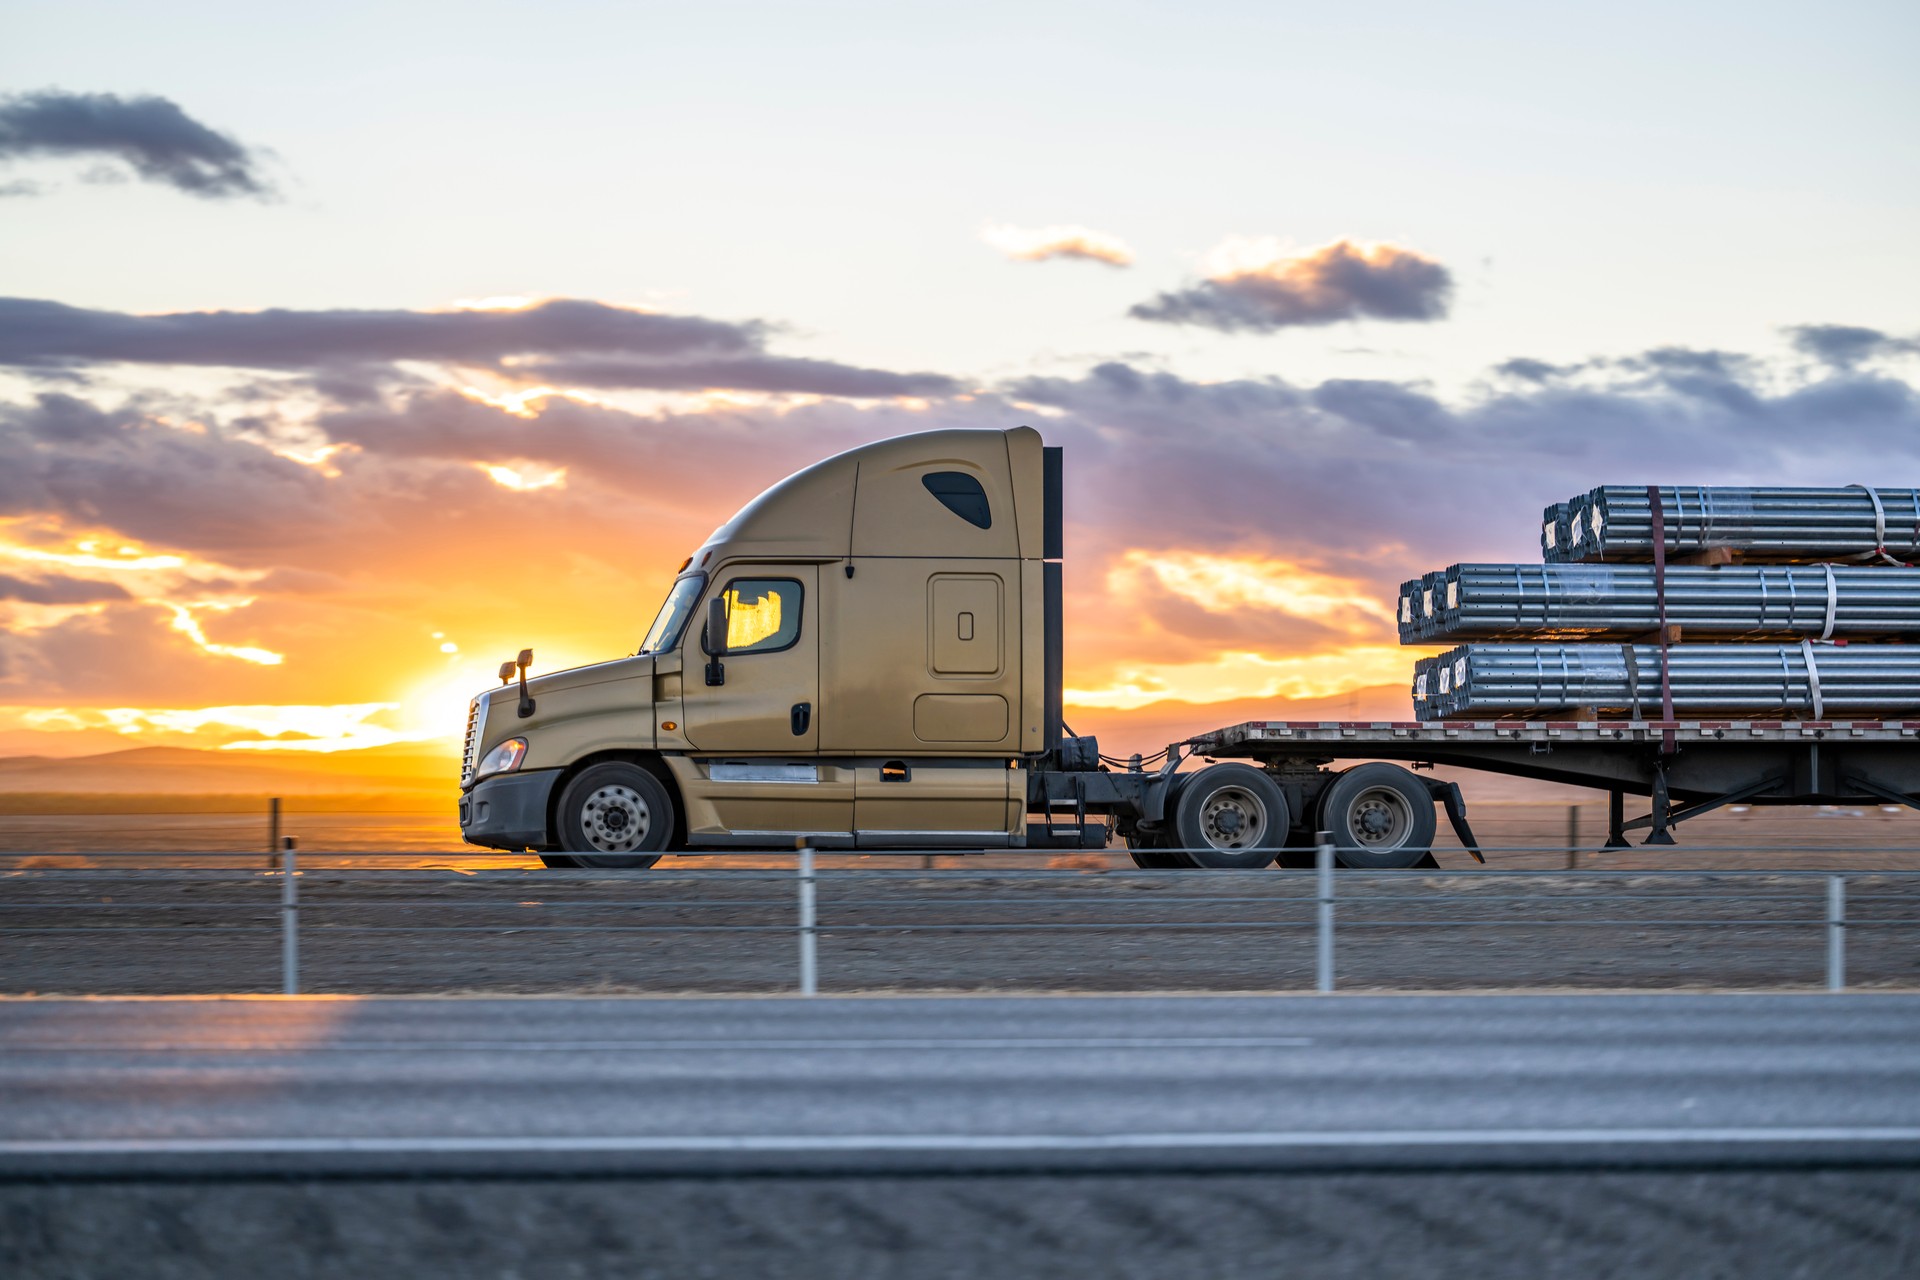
[1198,786,1267,851]
[1345,786,1412,848]
[580,784,652,853]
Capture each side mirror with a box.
[703,596,728,685]
[498,661,516,686]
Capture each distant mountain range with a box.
[0,685,1584,804]
[0,745,457,796]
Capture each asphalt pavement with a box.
[4,991,1919,1176]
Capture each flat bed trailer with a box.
[1177,717,1920,853]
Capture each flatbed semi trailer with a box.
[457,426,1920,870]
[1177,716,1920,860]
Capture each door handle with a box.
[880,760,911,782]
[790,702,811,736]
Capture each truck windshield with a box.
[637,574,705,655]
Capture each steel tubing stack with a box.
[1544,486,1920,564]
[1399,563,1920,644]
[1539,501,1573,561]
[1396,570,1449,635]
[1412,643,1920,721]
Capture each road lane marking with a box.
[8,1127,1920,1157]
[0,1036,1317,1052]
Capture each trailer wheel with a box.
[553,762,671,868]
[1317,763,1437,869]
[1172,764,1289,869]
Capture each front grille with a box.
[460,696,486,788]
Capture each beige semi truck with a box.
[460,425,1917,866]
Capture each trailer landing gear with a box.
[1606,771,1787,848]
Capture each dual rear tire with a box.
[1317,763,1439,870]
[1127,764,1290,870]
[1126,761,1439,870]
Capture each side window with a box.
[714,578,802,654]
[922,471,991,529]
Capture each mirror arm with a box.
[515,648,537,718]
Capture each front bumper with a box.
[460,769,561,851]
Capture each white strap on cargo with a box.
[1847,483,1905,565]
[1800,638,1825,719]
[1820,562,1838,642]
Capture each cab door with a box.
[681,566,818,751]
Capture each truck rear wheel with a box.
[1317,763,1437,869]
[1172,764,1289,869]
[1125,831,1192,869]
[552,762,672,869]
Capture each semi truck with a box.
[458,426,1920,868]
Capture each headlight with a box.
[475,737,527,779]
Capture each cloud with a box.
[515,355,959,398]
[1493,357,1574,383]
[3,311,1918,730]
[0,394,341,555]
[0,90,273,199]
[980,223,1134,266]
[0,297,754,371]
[1129,238,1452,332]
[0,572,132,604]
[1788,324,1920,367]
[0,297,955,398]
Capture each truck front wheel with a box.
[1317,763,1438,869]
[1172,764,1289,869]
[551,762,673,868]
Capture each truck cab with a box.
[459,426,1081,865]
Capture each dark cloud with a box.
[1129,240,1452,332]
[520,355,959,399]
[0,297,755,371]
[0,297,953,399]
[1788,324,1919,367]
[0,573,131,604]
[0,90,272,199]
[1309,380,1452,440]
[0,394,340,554]
[1007,361,1305,424]
[1493,357,1569,383]
[1632,347,1752,379]
[3,325,1920,706]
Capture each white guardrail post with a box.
[280,836,299,995]
[1316,831,1335,993]
[1828,874,1846,992]
[798,841,817,996]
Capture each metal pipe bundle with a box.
[1395,570,1449,634]
[1543,486,1920,564]
[1412,643,1920,721]
[1399,563,1920,643]
[1538,502,1573,560]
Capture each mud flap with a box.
[1433,780,1485,864]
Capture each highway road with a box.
[4,992,1920,1176]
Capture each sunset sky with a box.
[3,0,1917,765]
